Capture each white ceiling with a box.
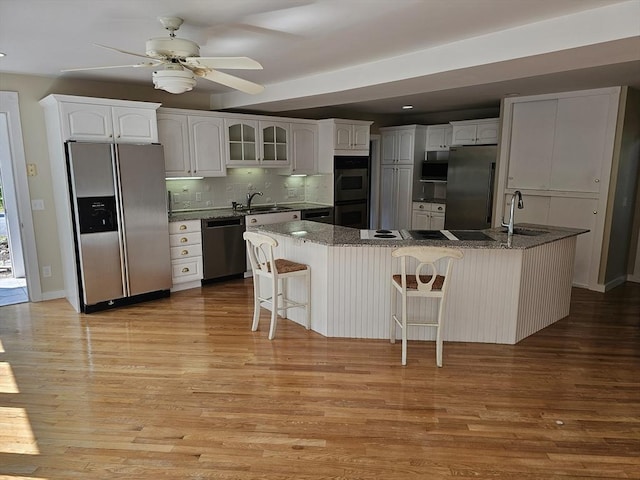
[1,0,639,117]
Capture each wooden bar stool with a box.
[390,246,463,367]
[243,231,310,339]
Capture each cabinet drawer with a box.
[169,220,201,234]
[169,231,201,247]
[245,211,301,226]
[431,203,446,213]
[412,202,446,213]
[170,244,203,260]
[171,257,203,284]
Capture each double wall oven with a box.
[334,156,369,229]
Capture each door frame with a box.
[0,91,42,301]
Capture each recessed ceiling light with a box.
[402,105,414,110]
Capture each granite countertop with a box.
[168,202,332,222]
[255,221,588,250]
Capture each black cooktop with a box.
[449,230,494,241]
[407,230,448,240]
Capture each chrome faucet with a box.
[501,190,524,236]
[246,191,263,211]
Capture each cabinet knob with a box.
[179,224,187,230]
[437,206,443,211]
[419,204,424,209]
[181,249,189,255]
[593,210,598,214]
[182,267,190,273]
[594,179,600,183]
[251,218,257,223]
[180,237,188,243]
[293,214,298,219]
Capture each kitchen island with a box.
[252,221,587,344]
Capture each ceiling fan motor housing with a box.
[146,37,200,60]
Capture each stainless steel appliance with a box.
[421,151,449,181]
[66,142,171,313]
[334,156,369,229]
[445,145,497,230]
[301,207,334,224]
[202,217,246,281]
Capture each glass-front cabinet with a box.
[225,118,290,167]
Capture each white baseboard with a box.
[39,290,65,301]
[603,276,628,291]
[627,274,640,284]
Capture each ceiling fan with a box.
[62,16,264,95]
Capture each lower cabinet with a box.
[169,220,203,291]
[411,202,446,229]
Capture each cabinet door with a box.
[334,124,352,150]
[395,166,414,230]
[381,131,397,165]
[450,124,478,146]
[290,123,318,175]
[352,124,370,150]
[60,102,113,141]
[547,197,598,288]
[550,95,611,193]
[475,120,499,145]
[190,116,226,177]
[507,100,557,190]
[112,106,158,143]
[226,119,258,166]
[158,114,190,176]
[380,165,397,229]
[412,209,431,229]
[426,125,449,151]
[260,121,290,166]
[396,129,415,164]
[430,213,445,230]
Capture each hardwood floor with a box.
[1,279,639,479]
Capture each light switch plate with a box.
[31,199,45,210]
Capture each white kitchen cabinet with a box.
[450,118,499,146]
[289,122,319,175]
[425,124,453,151]
[225,118,290,167]
[411,202,446,229]
[381,126,425,165]
[318,119,373,159]
[169,219,203,291]
[245,210,301,226]
[158,111,226,177]
[58,98,159,143]
[506,95,611,193]
[380,165,413,230]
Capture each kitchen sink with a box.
[242,205,292,213]
[502,227,549,236]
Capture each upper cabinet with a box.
[157,110,225,177]
[225,118,290,168]
[425,124,453,151]
[506,95,613,192]
[58,100,159,143]
[318,119,373,161]
[450,118,499,146]
[289,122,319,175]
[380,125,427,165]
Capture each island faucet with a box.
[501,190,524,236]
[246,191,263,211]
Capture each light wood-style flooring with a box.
[1,279,639,479]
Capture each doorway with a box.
[0,91,42,306]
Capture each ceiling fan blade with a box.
[200,69,264,95]
[184,56,263,70]
[93,43,153,60]
[62,62,162,73]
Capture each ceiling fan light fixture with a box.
[152,69,197,94]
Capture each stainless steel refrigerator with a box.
[66,142,171,313]
[444,145,497,230]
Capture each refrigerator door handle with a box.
[113,145,130,297]
[486,162,496,224]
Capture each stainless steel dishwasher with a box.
[201,217,246,281]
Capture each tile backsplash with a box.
[166,169,333,211]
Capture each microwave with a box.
[421,151,449,182]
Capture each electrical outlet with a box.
[27,163,38,176]
[172,193,180,202]
[195,192,202,201]
[288,188,296,197]
[31,199,45,210]
[42,265,52,277]
[206,201,212,207]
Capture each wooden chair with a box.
[390,246,463,367]
[243,231,310,339]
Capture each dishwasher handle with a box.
[203,217,244,229]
